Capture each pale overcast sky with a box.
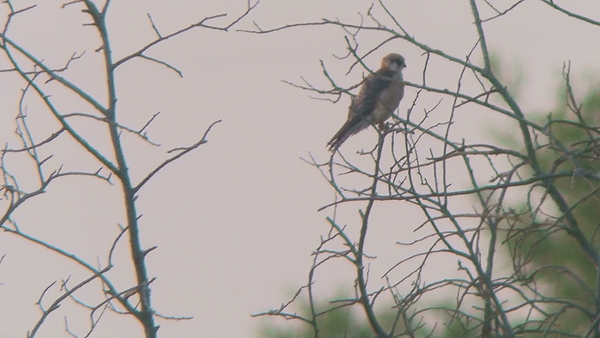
[1,1,599,337]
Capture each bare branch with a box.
[134,119,222,193]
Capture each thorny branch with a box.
[0,1,255,337]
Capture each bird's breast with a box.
[372,79,404,124]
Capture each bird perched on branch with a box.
[327,53,406,151]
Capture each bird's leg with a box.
[378,122,390,132]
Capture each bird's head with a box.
[381,53,406,72]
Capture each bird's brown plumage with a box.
[327,53,406,151]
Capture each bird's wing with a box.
[350,69,395,120]
[327,70,395,151]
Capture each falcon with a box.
[327,53,406,151]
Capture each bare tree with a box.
[252,1,600,337]
[0,1,254,337]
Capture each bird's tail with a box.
[327,130,348,151]
[327,116,368,151]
